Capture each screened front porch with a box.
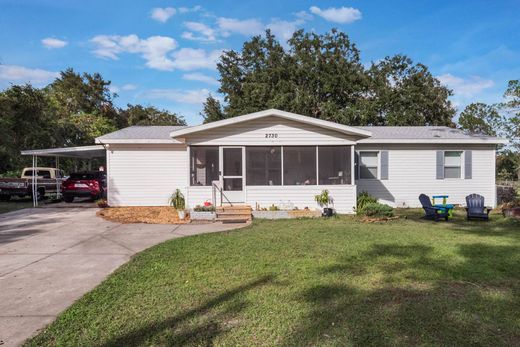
[186,145,357,212]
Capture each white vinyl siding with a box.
[356,144,497,208]
[245,185,356,214]
[184,116,358,146]
[107,145,188,206]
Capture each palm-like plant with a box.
[168,189,185,210]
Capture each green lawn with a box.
[27,210,520,346]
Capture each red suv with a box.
[62,171,107,202]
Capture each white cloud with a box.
[217,17,264,37]
[294,10,313,21]
[182,21,217,41]
[267,18,304,42]
[121,83,138,91]
[178,5,202,14]
[437,73,494,98]
[0,64,59,84]
[182,72,219,86]
[90,34,178,71]
[41,37,68,49]
[309,6,362,24]
[171,48,222,71]
[110,83,138,93]
[150,7,176,23]
[143,88,211,104]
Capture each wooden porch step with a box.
[216,205,252,223]
[216,205,252,212]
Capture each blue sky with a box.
[1,0,519,125]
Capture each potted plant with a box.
[315,190,334,217]
[169,189,186,220]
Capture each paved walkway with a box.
[0,208,243,346]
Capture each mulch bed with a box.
[97,207,189,224]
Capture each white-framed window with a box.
[444,151,462,179]
[359,151,378,179]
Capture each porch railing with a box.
[212,180,233,207]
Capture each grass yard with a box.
[27,210,520,346]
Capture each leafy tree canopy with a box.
[0,69,185,173]
[122,104,186,126]
[202,29,456,127]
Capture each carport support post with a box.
[55,156,61,199]
[32,155,38,207]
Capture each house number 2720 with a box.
[265,133,278,138]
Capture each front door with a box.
[220,147,245,203]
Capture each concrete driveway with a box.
[0,208,242,346]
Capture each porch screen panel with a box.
[318,146,352,185]
[190,146,219,186]
[246,147,281,185]
[283,147,316,185]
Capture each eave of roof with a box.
[21,145,106,158]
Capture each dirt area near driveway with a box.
[97,206,188,224]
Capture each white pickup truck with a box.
[0,167,65,201]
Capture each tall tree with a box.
[201,95,225,123]
[121,104,186,126]
[458,102,503,136]
[203,29,456,126]
[367,55,455,126]
[501,80,520,151]
[0,85,58,172]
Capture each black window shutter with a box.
[436,150,444,179]
[380,151,389,180]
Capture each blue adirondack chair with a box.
[419,194,449,221]
[465,194,492,220]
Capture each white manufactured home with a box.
[95,109,506,213]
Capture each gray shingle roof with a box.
[96,124,503,142]
[356,126,499,140]
[97,126,188,140]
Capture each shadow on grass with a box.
[100,275,275,347]
[285,242,520,346]
[397,208,520,241]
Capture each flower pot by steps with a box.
[177,210,186,220]
[322,207,334,217]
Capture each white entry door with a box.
[220,147,245,203]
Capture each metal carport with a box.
[20,145,106,207]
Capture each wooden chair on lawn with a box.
[465,194,492,220]
[419,194,449,222]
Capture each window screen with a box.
[246,147,281,185]
[190,147,219,186]
[283,147,316,185]
[318,146,351,184]
[359,152,378,179]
